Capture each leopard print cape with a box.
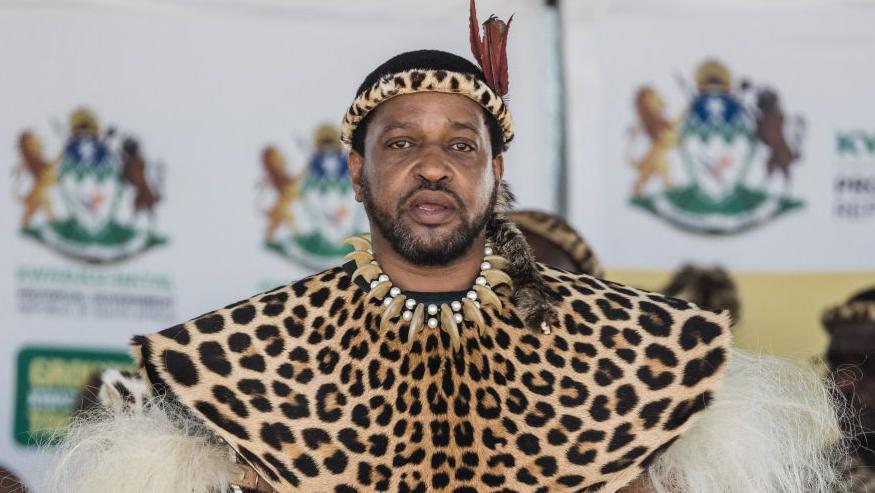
[131,263,731,492]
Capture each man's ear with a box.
[348,149,364,202]
[491,153,505,181]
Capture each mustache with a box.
[396,180,465,212]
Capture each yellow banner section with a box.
[607,270,875,360]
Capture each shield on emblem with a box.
[679,94,755,202]
[57,136,122,237]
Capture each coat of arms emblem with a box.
[258,124,365,269]
[627,59,805,234]
[13,107,167,263]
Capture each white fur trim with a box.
[44,400,237,493]
[96,369,151,414]
[647,349,848,493]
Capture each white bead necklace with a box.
[343,234,512,351]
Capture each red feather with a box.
[469,0,483,67]
[467,0,512,98]
[496,15,513,96]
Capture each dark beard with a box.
[360,178,497,266]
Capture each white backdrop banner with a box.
[0,1,554,487]
[564,0,875,271]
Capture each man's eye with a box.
[451,142,474,152]
[388,140,412,149]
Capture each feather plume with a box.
[469,0,513,97]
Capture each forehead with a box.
[369,92,485,127]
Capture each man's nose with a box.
[414,143,453,184]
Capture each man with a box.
[823,287,875,492]
[48,3,843,492]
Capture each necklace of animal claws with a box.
[343,233,512,351]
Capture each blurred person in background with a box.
[508,209,604,276]
[824,287,875,492]
[661,264,741,326]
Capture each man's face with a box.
[348,92,504,265]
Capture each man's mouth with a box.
[406,191,459,225]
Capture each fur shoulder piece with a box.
[487,181,560,330]
[646,349,848,493]
[44,370,239,493]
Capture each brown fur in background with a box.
[661,264,741,325]
[508,209,603,277]
[0,466,27,493]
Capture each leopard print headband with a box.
[340,68,514,150]
[823,300,875,328]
